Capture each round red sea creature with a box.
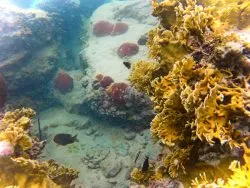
[117,42,139,58]
[100,76,114,88]
[0,74,7,108]
[54,71,74,94]
[111,22,129,36]
[107,82,129,105]
[93,20,114,37]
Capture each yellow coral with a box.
[0,157,59,188]
[0,108,35,152]
[199,0,250,30]
[0,157,78,188]
[0,108,35,130]
[129,0,250,186]
[130,167,155,185]
[129,60,160,94]
[0,108,79,187]
[163,147,191,178]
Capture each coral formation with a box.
[0,108,79,187]
[93,20,114,37]
[117,42,139,58]
[107,82,129,105]
[111,22,129,36]
[54,70,74,94]
[82,75,154,122]
[129,0,250,186]
[0,74,7,108]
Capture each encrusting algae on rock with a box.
[0,108,78,188]
[129,0,250,187]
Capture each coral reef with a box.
[0,5,54,62]
[0,108,78,187]
[81,74,155,123]
[118,42,139,58]
[0,74,7,108]
[129,0,250,186]
[93,20,114,37]
[111,22,129,36]
[0,4,61,110]
[54,70,74,94]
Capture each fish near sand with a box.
[123,61,131,69]
[53,133,78,146]
[141,156,149,172]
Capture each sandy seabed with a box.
[37,1,161,187]
[82,0,157,82]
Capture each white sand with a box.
[82,0,157,82]
[36,106,161,187]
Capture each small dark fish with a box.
[53,133,78,146]
[141,156,149,172]
[134,151,141,163]
[123,61,131,69]
[137,33,148,45]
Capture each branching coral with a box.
[129,0,250,186]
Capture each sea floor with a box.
[34,106,161,188]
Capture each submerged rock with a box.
[101,159,122,178]
[124,132,136,140]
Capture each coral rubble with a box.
[129,0,250,186]
[0,108,78,187]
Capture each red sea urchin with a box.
[0,74,7,108]
[107,82,129,105]
[54,71,74,94]
[100,76,114,88]
[111,22,129,36]
[117,42,139,58]
[93,20,114,37]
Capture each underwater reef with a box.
[81,74,155,124]
[129,0,250,187]
[0,108,78,187]
[0,4,62,110]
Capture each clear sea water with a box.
[2,1,249,187]
[0,0,158,187]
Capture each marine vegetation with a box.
[129,0,250,186]
[0,108,78,188]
